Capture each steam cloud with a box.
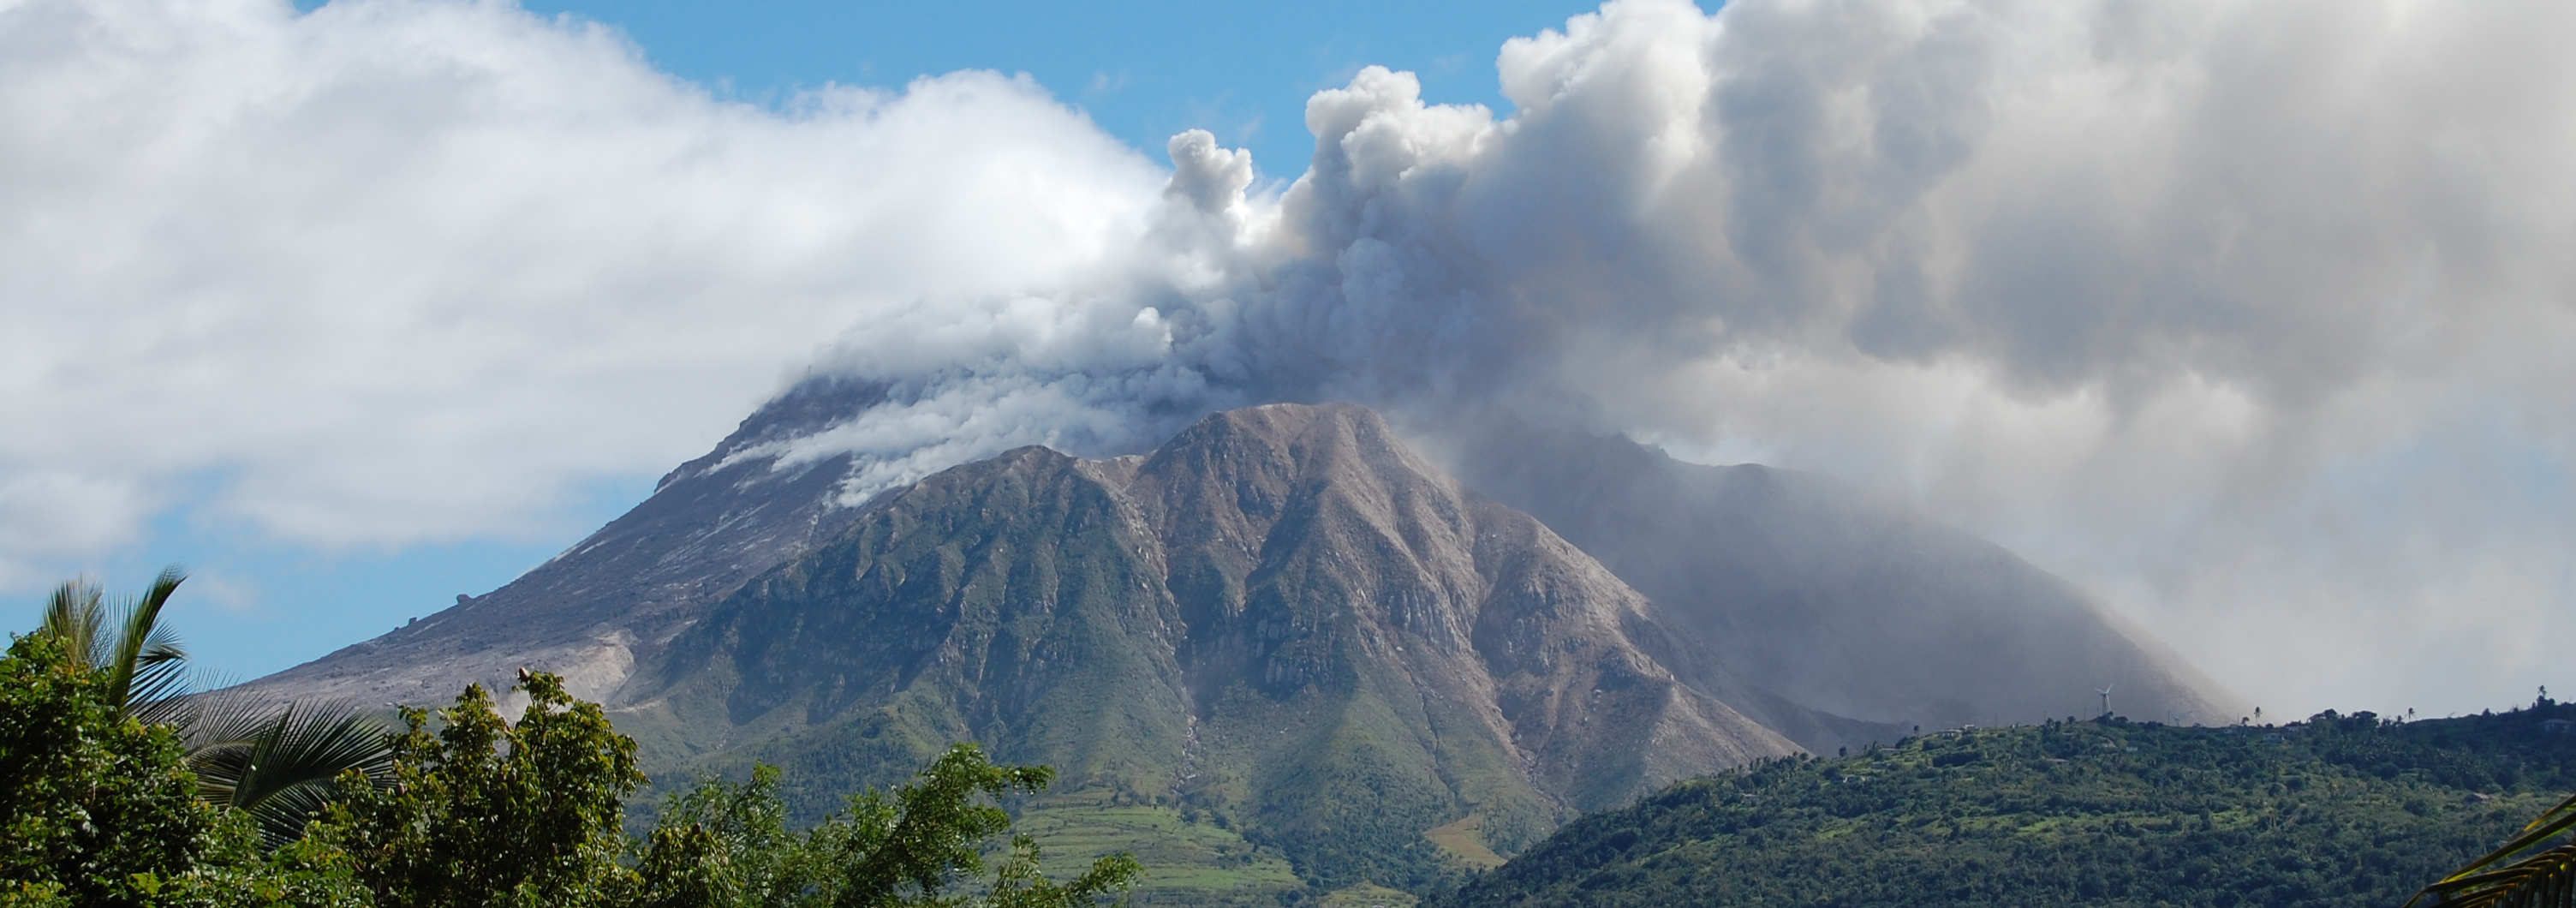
[5,0,2573,714]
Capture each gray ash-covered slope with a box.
[242,378,891,707]
[612,403,1798,891]
[1433,417,2245,734]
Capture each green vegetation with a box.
[39,569,397,846]
[2405,789,2576,907]
[1445,706,2576,907]
[1009,797,1303,906]
[0,600,1137,907]
[2,630,229,907]
[1421,817,1506,870]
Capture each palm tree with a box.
[40,565,192,725]
[2404,792,2576,907]
[39,566,396,845]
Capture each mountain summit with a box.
[245,397,2239,895]
[616,403,1796,890]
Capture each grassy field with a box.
[1319,881,1422,907]
[1422,815,1507,869]
[1015,790,1305,906]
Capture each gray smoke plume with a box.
[3,0,2572,713]
[779,0,2576,715]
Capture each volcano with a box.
[246,396,2238,897]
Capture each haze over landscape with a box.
[7,0,2576,729]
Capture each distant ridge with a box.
[1434,415,2245,735]
[1440,704,2576,908]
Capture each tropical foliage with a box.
[2406,792,2576,908]
[0,630,222,906]
[635,750,1142,908]
[39,568,396,845]
[0,621,1137,908]
[39,567,193,724]
[328,670,647,907]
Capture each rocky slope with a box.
[239,389,2245,899]
[242,378,891,707]
[611,403,1799,892]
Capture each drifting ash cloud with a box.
[764,0,2576,716]
[3,0,2573,714]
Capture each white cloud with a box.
[0,0,1165,576]
[4,0,2573,714]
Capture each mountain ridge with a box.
[609,403,1802,893]
[242,378,892,707]
[235,391,2245,900]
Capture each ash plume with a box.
[3,0,2573,712]
[782,0,2576,714]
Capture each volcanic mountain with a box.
[245,394,2240,897]
[613,403,1800,893]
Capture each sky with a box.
[3,0,2572,720]
[496,0,1601,181]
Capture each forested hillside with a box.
[1443,702,2576,908]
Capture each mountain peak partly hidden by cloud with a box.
[3,0,2572,714]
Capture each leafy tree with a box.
[634,766,799,908]
[39,568,395,845]
[0,631,219,907]
[790,744,1141,908]
[639,748,1142,908]
[325,669,645,908]
[8,582,1136,908]
[319,669,1136,908]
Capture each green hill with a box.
[1441,702,2576,908]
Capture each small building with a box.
[2542,719,2573,734]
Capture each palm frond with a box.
[182,684,286,751]
[104,566,188,711]
[2406,793,2576,907]
[39,579,107,671]
[33,565,393,847]
[125,660,200,727]
[186,696,396,846]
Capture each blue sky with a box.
[511,0,1610,189]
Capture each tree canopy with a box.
[0,618,1137,908]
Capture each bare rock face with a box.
[1120,405,1795,809]
[613,403,1798,890]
